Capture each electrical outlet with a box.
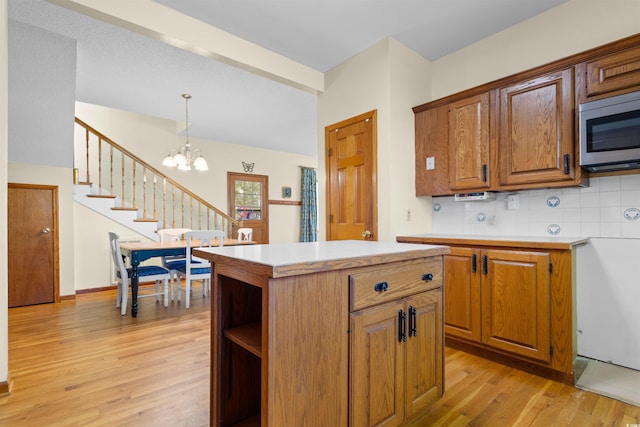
[507,194,520,210]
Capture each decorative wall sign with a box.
[282,186,292,198]
[242,161,254,173]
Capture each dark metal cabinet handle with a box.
[482,255,488,275]
[409,306,417,337]
[398,310,407,342]
[422,273,433,281]
[374,281,388,292]
[471,254,477,273]
[564,154,570,175]
[482,164,488,182]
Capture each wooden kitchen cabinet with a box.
[583,43,640,98]
[397,235,587,384]
[197,241,447,426]
[349,257,444,427]
[448,92,492,191]
[444,247,551,363]
[443,247,481,342]
[497,68,578,188]
[414,105,451,196]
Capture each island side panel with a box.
[266,269,349,426]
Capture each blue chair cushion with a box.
[174,264,211,275]
[166,259,205,271]
[117,265,169,279]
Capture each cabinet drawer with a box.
[586,46,640,97]
[350,257,442,311]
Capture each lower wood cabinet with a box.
[396,235,583,385]
[202,242,447,426]
[350,289,442,427]
[445,247,551,363]
[349,257,444,427]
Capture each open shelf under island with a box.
[194,240,449,427]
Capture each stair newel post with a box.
[162,177,167,229]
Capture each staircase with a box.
[73,117,241,240]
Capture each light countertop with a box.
[194,240,449,278]
[396,234,589,250]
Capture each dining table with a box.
[119,238,255,317]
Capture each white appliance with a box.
[576,238,640,370]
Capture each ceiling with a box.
[8,0,567,157]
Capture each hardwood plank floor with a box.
[1,289,639,426]
[1,288,211,426]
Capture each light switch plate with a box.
[426,157,435,170]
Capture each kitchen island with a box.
[194,240,449,427]
[396,234,588,384]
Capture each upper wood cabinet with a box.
[497,68,577,187]
[584,44,640,98]
[414,105,451,196]
[448,93,492,191]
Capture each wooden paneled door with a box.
[8,183,59,307]
[227,172,269,244]
[326,110,377,241]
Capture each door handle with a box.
[42,227,51,234]
[362,230,372,239]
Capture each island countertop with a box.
[194,239,449,278]
[396,233,589,250]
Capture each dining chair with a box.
[157,227,192,300]
[174,230,225,309]
[108,232,170,315]
[237,227,253,241]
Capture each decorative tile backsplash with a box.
[431,175,640,238]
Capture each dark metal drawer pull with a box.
[374,281,389,292]
[422,273,433,281]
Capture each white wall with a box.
[430,0,640,99]
[8,20,75,167]
[318,38,432,242]
[0,0,9,393]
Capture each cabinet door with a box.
[350,300,405,427]
[481,249,551,363]
[448,93,491,191]
[404,290,443,419]
[415,105,451,196]
[444,247,481,342]
[586,45,640,97]
[498,68,575,186]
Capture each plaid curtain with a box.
[299,167,318,242]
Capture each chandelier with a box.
[162,93,209,171]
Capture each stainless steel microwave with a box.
[579,90,640,172]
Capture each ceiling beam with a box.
[47,0,325,95]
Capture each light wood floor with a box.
[1,289,639,426]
